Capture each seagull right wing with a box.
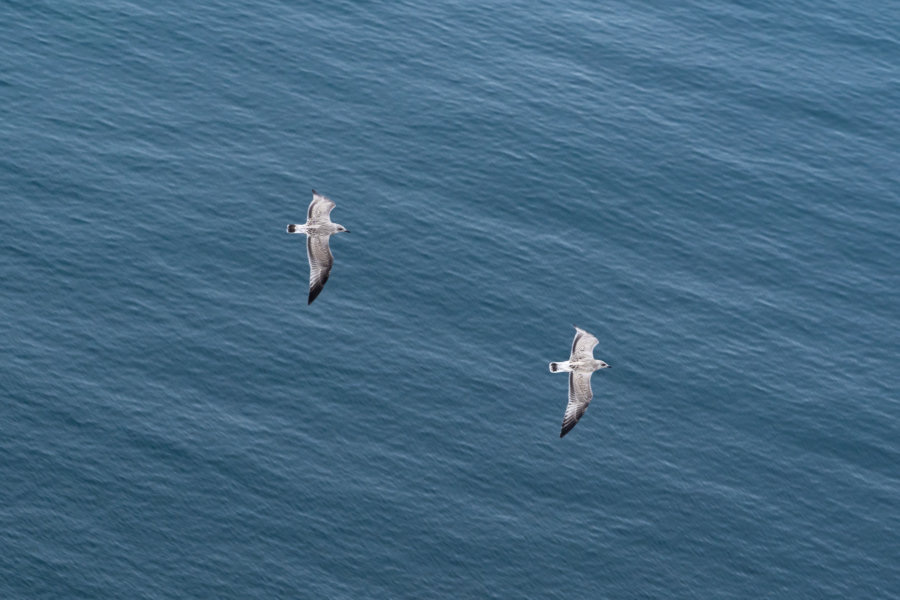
[570,326,600,361]
[308,190,337,224]
[560,371,594,438]
[306,234,334,304]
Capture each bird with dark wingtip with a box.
[286,190,350,304]
[548,326,611,437]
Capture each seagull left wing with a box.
[560,371,593,438]
[308,190,336,224]
[570,326,599,361]
[306,234,334,304]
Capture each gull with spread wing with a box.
[548,326,611,438]
[286,190,350,304]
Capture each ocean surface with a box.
[2,1,899,598]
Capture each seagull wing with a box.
[560,372,594,438]
[570,326,599,361]
[308,189,336,224]
[306,234,334,304]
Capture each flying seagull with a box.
[286,190,350,304]
[548,326,611,438]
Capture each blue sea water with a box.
[2,0,899,598]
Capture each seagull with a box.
[548,326,611,438]
[286,190,350,304]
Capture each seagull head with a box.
[599,361,611,369]
[337,225,350,233]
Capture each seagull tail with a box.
[549,362,560,373]
[286,224,305,234]
[549,361,571,373]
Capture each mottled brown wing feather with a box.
[560,371,593,438]
[306,234,334,304]
[308,190,337,223]
[570,326,600,361]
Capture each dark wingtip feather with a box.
[308,284,324,305]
